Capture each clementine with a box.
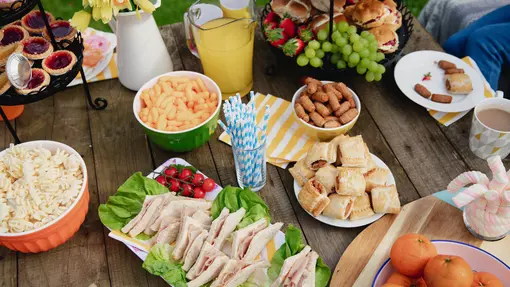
[383,284,406,287]
[387,272,428,287]
[414,277,428,287]
[424,255,473,287]
[390,234,438,277]
[471,272,504,287]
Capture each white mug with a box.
[469,97,510,159]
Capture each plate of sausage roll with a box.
[394,50,485,113]
[290,134,401,228]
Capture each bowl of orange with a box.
[0,141,89,253]
[373,234,509,287]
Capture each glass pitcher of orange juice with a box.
[184,0,257,99]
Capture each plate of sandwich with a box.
[394,50,486,113]
[99,157,332,287]
[290,134,401,228]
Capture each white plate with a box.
[372,240,510,287]
[293,153,394,228]
[394,51,485,113]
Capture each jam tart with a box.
[0,42,22,66]
[42,50,76,76]
[0,25,29,46]
[21,37,53,60]
[21,10,55,35]
[16,68,50,95]
[0,72,11,95]
[43,20,77,43]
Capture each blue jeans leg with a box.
[465,23,510,90]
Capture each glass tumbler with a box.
[232,138,267,192]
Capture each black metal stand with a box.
[0,0,109,142]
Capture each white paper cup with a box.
[469,97,510,159]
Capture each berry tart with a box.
[0,25,29,46]
[0,72,11,95]
[21,10,55,35]
[43,20,76,43]
[42,50,76,76]
[16,68,50,95]
[21,37,53,60]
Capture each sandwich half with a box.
[172,216,207,261]
[210,259,270,287]
[207,207,246,250]
[369,25,399,53]
[232,219,284,262]
[186,242,229,287]
[271,246,318,287]
[182,229,209,271]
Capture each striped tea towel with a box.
[219,93,316,169]
[428,56,494,126]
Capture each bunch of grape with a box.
[296,21,387,82]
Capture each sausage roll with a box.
[445,73,473,95]
[289,159,316,187]
[335,167,366,196]
[349,192,375,220]
[298,179,331,217]
[322,194,354,220]
[314,165,338,193]
[337,135,368,167]
[371,185,401,214]
[364,168,390,192]
[304,142,337,170]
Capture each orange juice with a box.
[194,17,255,99]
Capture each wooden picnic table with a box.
[0,19,508,287]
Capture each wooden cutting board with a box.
[330,196,510,287]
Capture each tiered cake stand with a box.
[0,0,108,143]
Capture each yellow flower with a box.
[134,0,155,13]
[99,5,113,23]
[112,0,132,10]
[92,6,102,21]
[70,10,91,31]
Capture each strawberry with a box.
[264,12,279,24]
[264,21,278,32]
[279,18,296,38]
[266,28,289,48]
[297,25,313,42]
[282,38,305,57]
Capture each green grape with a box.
[369,61,379,72]
[374,72,382,81]
[349,33,360,43]
[337,21,349,33]
[359,38,369,46]
[342,53,349,62]
[369,52,377,61]
[347,25,357,35]
[366,33,376,42]
[297,54,309,66]
[368,43,378,53]
[309,40,321,50]
[331,53,341,64]
[305,48,316,58]
[335,36,347,47]
[342,44,352,56]
[349,52,360,65]
[365,71,375,82]
[315,49,325,58]
[322,41,333,52]
[348,61,357,68]
[336,59,347,69]
[377,64,386,74]
[360,31,371,38]
[360,58,371,69]
[375,52,385,62]
[331,31,341,42]
[356,65,367,75]
[331,44,339,53]
[353,42,364,52]
[317,29,328,41]
[359,48,370,58]
[310,57,322,68]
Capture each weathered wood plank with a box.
[87,79,155,287]
[13,85,110,287]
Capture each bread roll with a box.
[310,12,349,32]
[271,0,312,23]
[310,0,346,12]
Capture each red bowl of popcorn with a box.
[0,141,89,253]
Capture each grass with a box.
[41,0,427,32]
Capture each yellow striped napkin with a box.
[429,57,494,126]
[219,93,316,169]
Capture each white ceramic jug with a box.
[109,0,173,91]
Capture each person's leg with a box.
[465,23,510,90]
[444,5,510,57]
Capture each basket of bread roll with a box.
[261,0,414,82]
[289,134,401,227]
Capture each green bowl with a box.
[133,71,222,152]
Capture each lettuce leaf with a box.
[98,172,168,230]
[142,244,187,287]
[211,185,271,229]
[268,225,331,287]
